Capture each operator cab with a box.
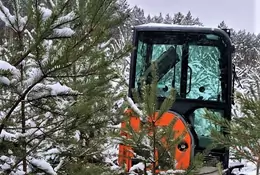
[128,23,234,168]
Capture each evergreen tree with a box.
[163,13,172,24]
[147,14,152,23]
[203,77,260,175]
[170,12,202,26]
[218,21,229,29]
[181,11,202,26]
[0,0,129,174]
[152,13,164,23]
[131,5,147,25]
[172,12,185,25]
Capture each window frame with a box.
[133,31,227,102]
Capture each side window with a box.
[135,41,147,88]
[186,46,222,101]
[190,108,222,137]
[152,45,182,97]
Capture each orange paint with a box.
[118,109,194,173]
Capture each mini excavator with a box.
[118,23,245,175]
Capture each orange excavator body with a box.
[118,109,194,172]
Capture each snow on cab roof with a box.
[134,23,219,31]
[133,23,233,44]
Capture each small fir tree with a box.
[203,78,260,175]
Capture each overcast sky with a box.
[127,0,260,34]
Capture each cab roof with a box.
[133,23,232,44]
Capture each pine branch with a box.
[13,0,73,66]
[0,74,47,133]
[27,93,79,103]
[0,1,19,32]
[47,72,98,78]
[10,137,46,172]
[29,102,68,116]
[50,16,80,30]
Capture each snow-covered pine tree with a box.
[0,0,130,174]
[181,11,202,26]
[131,5,147,26]
[203,74,260,175]
[172,12,185,25]
[163,14,172,24]
[232,30,259,70]
[147,15,152,23]
[217,21,229,29]
[152,13,164,23]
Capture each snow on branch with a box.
[27,82,79,101]
[0,60,20,85]
[0,76,10,85]
[129,162,145,173]
[0,155,13,172]
[125,96,146,122]
[0,1,27,31]
[47,11,77,38]
[0,129,18,141]
[0,60,19,74]
[52,27,75,38]
[54,11,76,27]
[39,6,52,21]
[46,82,76,95]
[30,158,57,175]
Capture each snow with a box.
[229,161,257,175]
[26,67,43,86]
[10,170,25,175]
[0,76,10,85]
[0,2,27,31]
[159,169,186,174]
[43,148,60,155]
[0,2,15,27]
[74,130,81,141]
[0,60,19,85]
[39,7,52,20]
[0,163,10,171]
[46,82,73,95]
[52,27,75,37]
[0,60,18,74]
[137,23,217,30]
[54,11,76,26]
[129,162,145,173]
[30,158,57,175]
[41,40,53,66]
[126,96,146,121]
[0,129,17,141]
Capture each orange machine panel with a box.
[118,109,194,172]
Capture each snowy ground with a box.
[229,160,257,175]
[102,136,258,175]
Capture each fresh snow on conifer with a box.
[0,2,27,30]
[126,96,146,121]
[46,82,75,95]
[39,6,52,20]
[0,76,10,85]
[0,60,18,74]
[30,158,57,175]
[53,27,75,37]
